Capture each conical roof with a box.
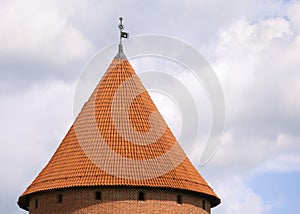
[18,45,220,210]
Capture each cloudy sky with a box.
[1,0,300,213]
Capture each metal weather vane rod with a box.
[118,17,129,45]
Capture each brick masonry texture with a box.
[29,187,210,214]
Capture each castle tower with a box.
[18,19,220,214]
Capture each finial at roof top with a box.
[118,17,129,44]
[115,17,129,59]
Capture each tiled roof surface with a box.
[18,54,220,208]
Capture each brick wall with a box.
[29,187,210,214]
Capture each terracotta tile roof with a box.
[18,49,220,209]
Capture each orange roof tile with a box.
[18,45,220,209]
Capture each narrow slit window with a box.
[177,195,182,204]
[138,192,145,201]
[96,192,102,201]
[202,200,205,210]
[35,198,38,209]
[57,194,63,203]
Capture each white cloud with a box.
[217,17,292,58]
[212,176,270,214]
[288,2,300,32]
[0,0,93,64]
[197,8,300,213]
[255,134,300,173]
[258,153,300,173]
[259,18,292,40]
[281,66,300,115]
[0,80,74,207]
[213,16,299,131]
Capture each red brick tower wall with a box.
[29,187,211,214]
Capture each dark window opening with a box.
[35,198,38,209]
[138,192,145,201]
[96,191,102,201]
[202,200,206,210]
[177,194,182,204]
[57,194,63,203]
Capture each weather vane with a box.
[118,17,129,44]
